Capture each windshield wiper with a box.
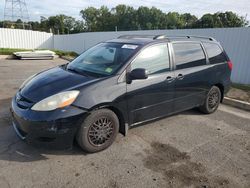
[67,67,89,76]
[67,67,79,73]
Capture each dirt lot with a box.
[0,59,250,188]
[226,88,250,103]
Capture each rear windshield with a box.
[67,42,138,77]
[203,42,228,64]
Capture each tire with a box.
[199,86,221,114]
[77,109,119,153]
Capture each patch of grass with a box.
[232,83,250,92]
[0,48,31,55]
[0,48,78,58]
[52,49,78,58]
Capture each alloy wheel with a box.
[208,89,220,110]
[87,117,114,147]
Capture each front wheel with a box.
[199,86,221,114]
[77,109,119,153]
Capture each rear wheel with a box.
[199,86,221,114]
[77,109,119,153]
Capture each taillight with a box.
[227,60,233,70]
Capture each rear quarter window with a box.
[203,42,227,64]
[172,43,206,70]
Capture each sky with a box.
[0,0,250,21]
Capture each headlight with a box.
[31,90,80,111]
[20,74,36,89]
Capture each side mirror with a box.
[129,68,148,80]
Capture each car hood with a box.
[20,66,100,102]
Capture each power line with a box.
[3,0,31,29]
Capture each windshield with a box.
[67,42,139,77]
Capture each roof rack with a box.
[117,35,166,40]
[117,34,216,41]
[167,35,216,41]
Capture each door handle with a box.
[176,74,184,80]
[166,76,175,83]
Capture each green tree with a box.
[64,16,77,34]
[112,5,137,31]
[216,11,248,27]
[149,7,166,29]
[1,5,249,32]
[80,7,99,31]
[28,21,41,31]
[196,12,248,28]
[165,12,184,29]
[180,13,198,28]
[197,13,214,28]
[137,6,152,30]
[39,15,79,34]
[71,20,85,33]
[96,6,115,31]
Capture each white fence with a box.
[0,28,250,84]
[0,28,53,49]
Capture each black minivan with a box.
[11,35,232,153]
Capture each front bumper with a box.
[11,95,88,149]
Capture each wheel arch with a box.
[90,104,128,136]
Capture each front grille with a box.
[16,92,34,109]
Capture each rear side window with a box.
[173,43,206,70]
[131,44,170,75]
[203,42,227,64]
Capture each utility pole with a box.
[3,0,31,29]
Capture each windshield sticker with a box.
[121,44,138,49]
[105,67,113,73]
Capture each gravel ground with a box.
[0,59,249,188]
